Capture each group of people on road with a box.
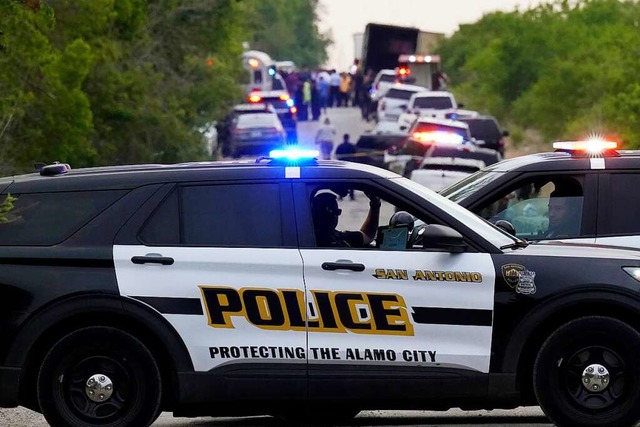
[278,60,368,123]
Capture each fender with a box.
[500,287,640,373]
[5,293,193,372]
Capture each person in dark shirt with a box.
[545,187,582,238]
[335,134,357,200]
[311,191,380,247]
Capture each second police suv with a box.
[1,150,640,426]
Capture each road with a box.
[0,108,556,426]
[1,406,553,426]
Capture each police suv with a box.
[2,152,640,427]
[441,139,640,248]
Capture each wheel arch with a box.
[501,289,640,402]
[11,293,193,411]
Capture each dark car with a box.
[457,115,509,156]
[229,113,286,157]
[217,103,278,157]
[440,140,640,248]
[354,122,409,168]
[3,156,640,427]
[248,90,298,143]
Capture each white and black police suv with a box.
[2,151,640,427]
[442,139,640,249]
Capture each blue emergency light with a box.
[269,148,319,161]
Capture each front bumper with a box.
[0,366,20,407]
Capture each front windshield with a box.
[439,170,506,202]
[394,176,518,248]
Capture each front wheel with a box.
[533,316,640,427]
[37,326,162,427]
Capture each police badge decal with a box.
[501,263,525,289]
[501,263,537,295]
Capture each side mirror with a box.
[421,224,467,253]
[503,129,510,137]
[494,220,516,236]
[399,125,407,131]
[399,105,408,111]
[458,103,465,108]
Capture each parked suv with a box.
[377,83,428,122]
[457,114,509,156]
[397,91,460,131]
[3,156,640,427]
[441,140,640,247]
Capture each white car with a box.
[409,157,485,192]
[377,83,428,122]
[398,91,460,130]
[371,69,398,99]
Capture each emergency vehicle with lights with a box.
[441,139,640,248]
[384,116,502,178]
[3,151,640,427]
[241,50,287,94]
[246,90,297,143]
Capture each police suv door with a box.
[113,181,307,399]
[294,181,496,401]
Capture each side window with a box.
[477,177,584,240]
[306,183,436,250]
[141,183,283,247]
[0,190,126,245]
[606,174,640,234]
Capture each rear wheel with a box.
[37,326,162,427]
[533,316,640,427]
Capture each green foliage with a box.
[241,0,331,68]
[0,194,16,223]
[438,0,640,148]
[0,0,329,172]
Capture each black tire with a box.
[533,316,640,427]
[37,326,162,427]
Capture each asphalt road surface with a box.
[0,406,554,426]
[0,108,557,426]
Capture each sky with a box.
[318,0,547,70]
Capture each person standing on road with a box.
[315,117,336,160]
[335,134,357,200]
[339,72,352,107]
[329,70,341,107]
[318,73,330,115]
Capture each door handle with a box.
[131,255,174,265]
[322,262,365,272]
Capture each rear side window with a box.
[378,74,396,83]
[141,183,283,247]
[413,97,454,109]
[386,89,417,100]
[464,119,501,140]
[0,190,125,245]
[606,174,640,234]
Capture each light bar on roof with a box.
[413,131,465,145]
[553,139,618,153]
[269,148,319,160]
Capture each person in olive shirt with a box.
[311,191,381,247]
